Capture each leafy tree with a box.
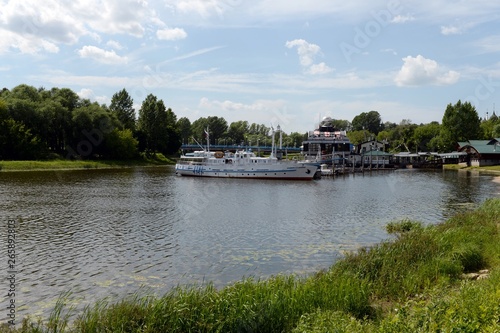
[110,88,135,131]
[48,87,80,111]
[0,98,7,118]
[69,102,118,158]
[347,130,373,145]
[480,113,499,139]
[38,100,71,153]
[0,118,46,159]
[177,117,192,144]
[227,120,249,145]
[207,116,228,145]
[137,94,179,156]
[493,124,500,138]
[248,123,270,136]
[191,117,209,144]
[440,100,481,151]
[412,122,441,151]
[351,111,383,134]
[105,129,139,159]
[164,108,181,155]
[331,119,351,131]
[287,132,306,147]
[9,84,42,103]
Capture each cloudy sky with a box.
[1,0,499,132]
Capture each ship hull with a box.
[175,164,316,180]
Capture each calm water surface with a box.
[0,167,499,320]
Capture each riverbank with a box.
[0,154,175,172]
[3,198,498,332]
[443,164,500,173]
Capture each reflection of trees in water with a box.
[441,170,489,217]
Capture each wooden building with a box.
[457,139,500,166]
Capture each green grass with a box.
[2,198,499,332]
[443,164,500,173]
[0,153,175,172]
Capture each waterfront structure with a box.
[301,117,352,165]
[457,139,500,166]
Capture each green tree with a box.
[38,99,72,154]
[105,129,139,159]
[164,108,181,155]
[110,88,136,131]
[207,116,228,145]
[331,119,351,131]
[177,117,192,144]
[69,102,117,158]
[137,94,178,156]
[493,124,500,138]
[0,118,45,159]
[440,100,481,151]
[191,117,209,144]
[413,122,441,151]
[48,87,80,111]
[227,120,249,145]
[480,113,499,139]
[287,132,306,147]
[347,130,373,145]
[9,84,42,103]
[351,111,383,134]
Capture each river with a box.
[1,167,499,321]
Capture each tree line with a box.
[0,85,180,160]
[1,84,498,160]
[345,103,499,152]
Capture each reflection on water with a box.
[0,167,498,320]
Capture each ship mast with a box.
[204,127,210,152]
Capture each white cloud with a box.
[157,27,188,41]
[391,14,415,24]
[198,97,295,128]
[307,62,333,75]
[395,55,460,86]
[381,48,398,55]
[0,0,163,55]
[106,40,124,50]
[286,39,320,66]
[77,88,95,100]
[77,88,109,104]
[440,25,463,35]
[77,45,128,64]
[72,0,151,38]
[474,35,500,53]
[285,39,333,75]
[175,0,218,16]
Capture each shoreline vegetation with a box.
[2,158,500,174]
[2,198,499,332]
[0,154,175,172]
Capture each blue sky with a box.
[1,0,499,133]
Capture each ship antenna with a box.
[192,137,205,151]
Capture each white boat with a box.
[175,126,320,180]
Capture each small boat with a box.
[175,126,319,180]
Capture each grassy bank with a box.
[0,154,175,172]
[3,199,499,332]
[443,164,500,173]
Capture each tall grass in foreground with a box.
[3,198,499,333]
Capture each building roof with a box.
[458,139,500,155]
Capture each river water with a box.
[1,167,499,321]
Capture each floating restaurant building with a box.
[301,117,352,165]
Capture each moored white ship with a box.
[175,126,320,180]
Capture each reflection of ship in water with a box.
[301,117,352,166]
